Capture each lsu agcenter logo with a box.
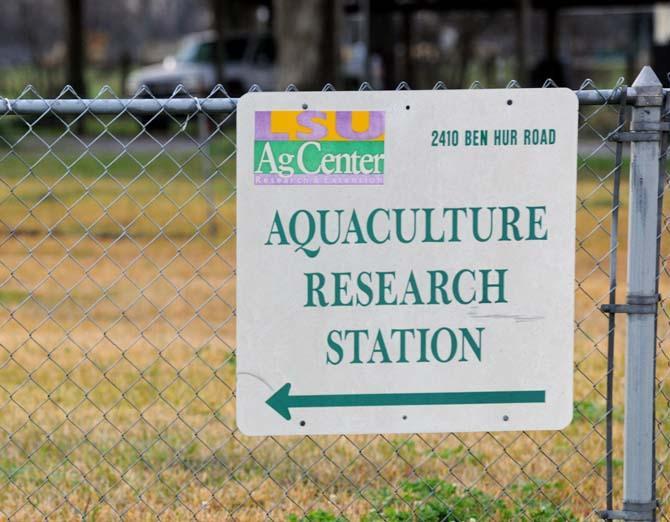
[253,110,385,185]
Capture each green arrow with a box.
[266,383,546,421]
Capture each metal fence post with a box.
[622,66,664,522]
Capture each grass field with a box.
[0,108,668,521]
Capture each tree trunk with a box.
[64,0,86,97]
[273,0,337,89]
[209,0,225,87]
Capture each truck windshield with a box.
[176,37,248,63]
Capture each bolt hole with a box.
[402,415,408,420]
[405,105,410,110]
[300,420,306,426]
[506,99,513,106]
[302,103,308,110]
[503,415,509,422]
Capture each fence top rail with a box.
[0,86,658,116]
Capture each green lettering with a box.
[431,327,457,362]
[342,210,366,245]
[428,270,451,305]
[326,330,343,365]
[442,208,468,242]
[422,208,445,243]
[500,206,522,241]
[355,271,374,306]
[345,329,368,364]
[368,331,392,363]
[305,272,327,307]
[453,269,476,304]
[391,328,415,363]
[367,208,391,244]
[400,270,424,305]
[481,269,508,303]
[332,272,353,307]
[377,271,398,305]
[265,211,289,245]
[459,327,484,362]
[527,206,548,240]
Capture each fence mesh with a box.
[655,89,670,521]
[0,81,662,520]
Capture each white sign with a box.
[236,89,578,436]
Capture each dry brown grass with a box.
[0,111,668,521]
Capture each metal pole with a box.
[0,88,663,116]
[604,87,627,519]
[623,65,663,522]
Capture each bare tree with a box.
[444,13,494,88]
[64,0,86,96]
[273,0,337,89]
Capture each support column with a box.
[623,65,663,522]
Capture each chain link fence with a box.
[0,78,665,520]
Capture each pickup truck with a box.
[126,31,277,97]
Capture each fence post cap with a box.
[631,66,663,106]
[632,66,662,90]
